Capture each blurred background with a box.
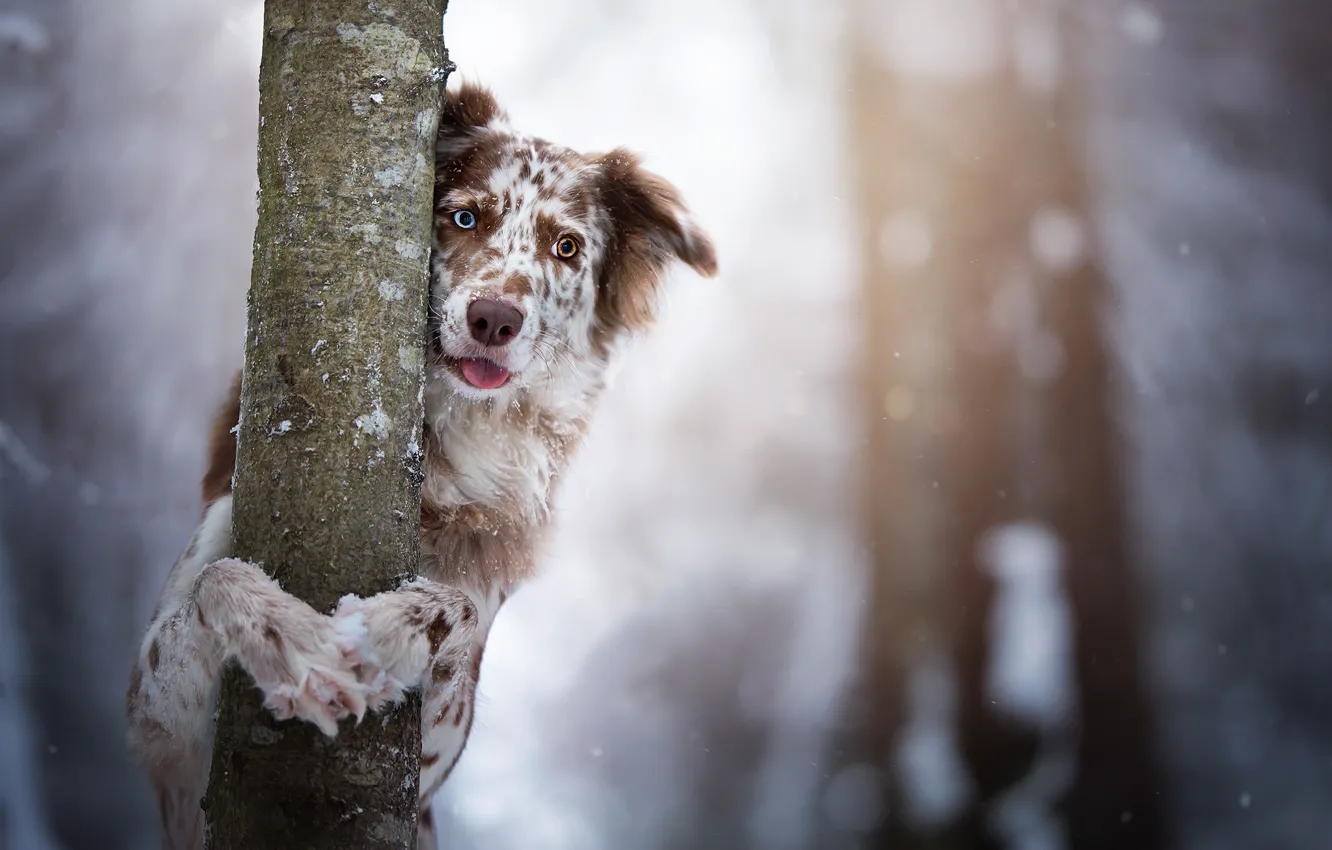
[2,0,1330,848]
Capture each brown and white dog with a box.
[125,81,716,850]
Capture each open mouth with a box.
[447,356,512,390]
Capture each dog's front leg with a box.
[127,495,375,850]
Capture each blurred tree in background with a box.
[840,0,1164,846]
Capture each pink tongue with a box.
[459,357,510,389]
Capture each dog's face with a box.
[427,83,716,404]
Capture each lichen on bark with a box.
[203,1,449,847]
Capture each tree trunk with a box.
[202,1,449,847]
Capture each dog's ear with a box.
[437,81,506,153]
[592,148,717,340]
[597,148,718,279]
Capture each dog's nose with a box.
[467,298,524,347]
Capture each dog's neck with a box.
[416,368,602,589]
[419,361,605,534]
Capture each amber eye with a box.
[553,236,579,259]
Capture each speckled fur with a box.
[126,81,716,850]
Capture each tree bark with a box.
[202,1,449,847]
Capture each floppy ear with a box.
[597,148,718,278]
[437,81,506,154]
[593,148,718,339]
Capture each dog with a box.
[125,81,716,850]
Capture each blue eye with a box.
[452,210,476,229]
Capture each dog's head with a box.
[427,82,717,406]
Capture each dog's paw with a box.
[332,595,411,713]
[255,643,371,738]
[197,559,379,737]
[234,611,374,737]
